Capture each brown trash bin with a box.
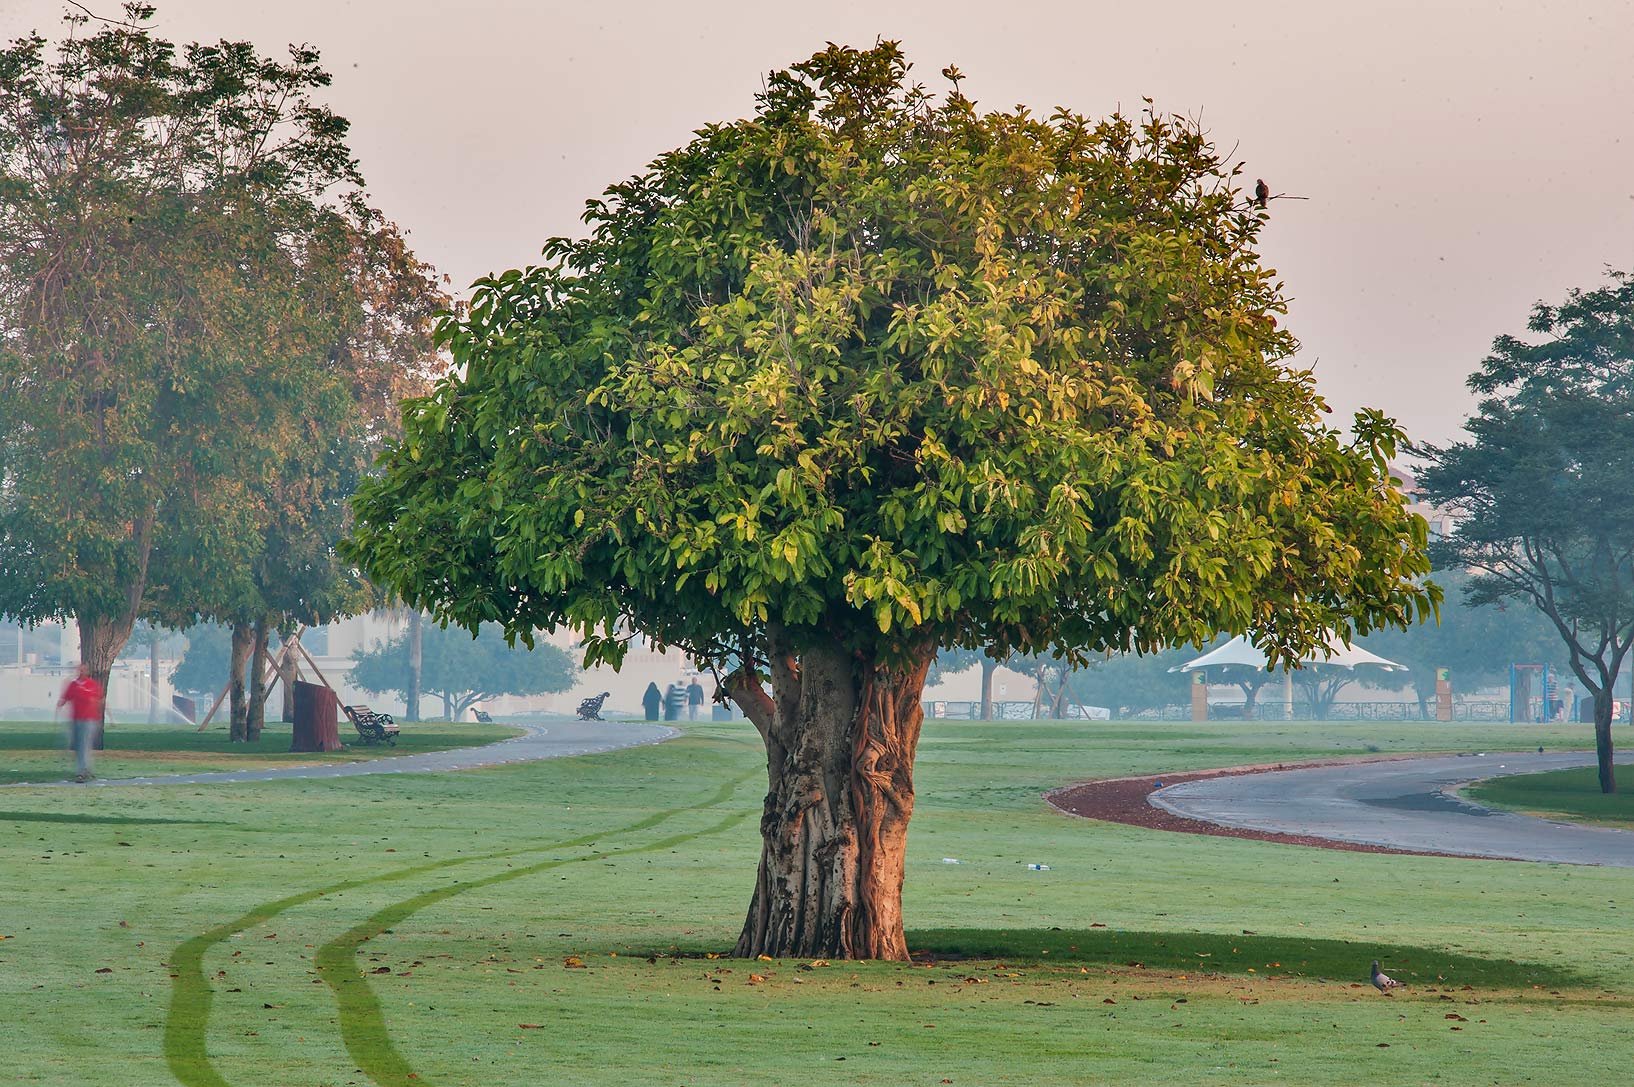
[290,680,343,752]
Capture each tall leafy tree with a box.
[0,7,446,742]
[1357,569,1568,715]
[347,45,1435,959]
[1419,269,1634,792]
[0,5,360,728]
[349,622,577,720]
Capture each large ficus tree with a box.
[348,44,1435,959]
[1419,268,1634,794]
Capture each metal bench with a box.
[343,704,399,746]
[472,709,493,723]
[576,692,610,721]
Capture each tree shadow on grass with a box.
[0,809,218,826]
[907,927,1586,989]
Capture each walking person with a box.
[641,681,662,722]
[663,680,685,722]
[57,663,104,783]
[686,677,705,721]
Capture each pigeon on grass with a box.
[1371,960,1403,994]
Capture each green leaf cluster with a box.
[348,43,1434,673]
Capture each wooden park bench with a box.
[343,704,400,746]
[472,709,494,723]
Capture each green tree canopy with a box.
[0,6,446,741]
[347,44,1435,958]
[1419,268,1634,792]
[349,622,577,718]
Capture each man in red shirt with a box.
[58,663,104,783]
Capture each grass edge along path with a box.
[316,808,755,1087]
[163,773,753,1087]
[1462,765,1634,831]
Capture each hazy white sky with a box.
[5,0,1632,446]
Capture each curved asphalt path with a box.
[1151,751,1634,867]
[12,719,679,789]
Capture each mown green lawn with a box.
[1,718,1627,1086]
[0,720,520,785]
[1466,764,1634,830]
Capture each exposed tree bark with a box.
[1592,689,1617,794]
[726,630,935,961]
[245,617,271,741]
[227,621,254,742]
[979,657,996,721]
[406,609,423,721]
[76,612,134,750]
[279,645,301,723]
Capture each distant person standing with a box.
[642,682,663,721]
[57,663,104,783]
[663,681,685,722]
[686,678,706,721]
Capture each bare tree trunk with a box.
[725,633,934,961]
[245,617,271,742]
[76,613,135,750]
[979,657,996,721]
[406,610,423,721]
[228,622,254,743]
[1594,689,1617,794]
[1240,682,1260,719]
[279,646,301,723]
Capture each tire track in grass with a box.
[164,774,751,1087]
[315,806,754,1087]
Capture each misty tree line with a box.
[0,7,449,739]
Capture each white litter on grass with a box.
[941,858,961,864]
[1026,863,1052,871]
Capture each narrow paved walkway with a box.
[21,719,678,788]
[1151,751,1634,866]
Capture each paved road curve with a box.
[16,719,678,789]
[1151,752,1634,867]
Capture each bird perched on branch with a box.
[1371,960,1403,993]
[1254,178,1270,209]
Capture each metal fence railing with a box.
[920,699,1624,722]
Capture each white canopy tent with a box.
[1170,635,1408,674]
[1170,635,1408,719]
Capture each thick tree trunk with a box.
[1594,690,1617,794]
[406,610,423,721]
[1240,683,1260,719]
[727,635,934,961]
[245,618,271,742]
[227,622,254,743]
[279,647,301,723]
[979,657,996,721]
[76,614,134,750]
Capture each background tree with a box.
[169,623,230,698]
[1357,569,1568,715]
[1419,268,1634,792]
[0,5,368,738]
[347,44,1435,959]
[349,623,578,719]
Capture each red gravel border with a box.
[1045,755,1489,859]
